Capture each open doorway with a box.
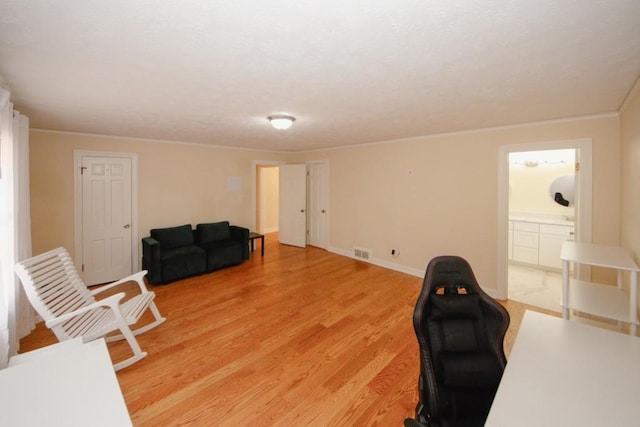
[251,160,283,236]
[251,160,329,249]
[497,139,592,305]
[507,149,575,312]
[256,165,280,235]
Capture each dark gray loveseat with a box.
[142,221,249,285]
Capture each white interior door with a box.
[308,162,328,249]
[81,156,132,285]
[279,164,307,247]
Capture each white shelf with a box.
[561,241,639,335]
[561,241,638,271]
[563,279,635,324]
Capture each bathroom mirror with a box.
[550,175,574,207]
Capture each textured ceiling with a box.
[1,0,639,152]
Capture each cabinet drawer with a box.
[513,231,538,248]
[539,223,573,237]
[514,221,539,232]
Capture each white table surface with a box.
[0,339,132,427]
[486,310,640,426]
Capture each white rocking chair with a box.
[15,247,166,371]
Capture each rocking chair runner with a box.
[15,247,166,371]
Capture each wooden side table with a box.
[249,232,265,256]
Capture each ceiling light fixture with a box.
[268,114,295,130]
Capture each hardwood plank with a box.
[19,233,558,425]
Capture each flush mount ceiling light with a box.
[268,114,295,130]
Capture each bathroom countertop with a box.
[509,215,575,227]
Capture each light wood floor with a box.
[20,233,558,426]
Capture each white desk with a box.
[486,311,640,426]
[0,339,132,427]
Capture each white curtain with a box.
[0,88,34,368]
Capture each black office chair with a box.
[405,256,510,427]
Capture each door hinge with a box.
[81,264,84,272]
[575,162,580,172]
[80,166,88,175]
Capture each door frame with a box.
[73,150,139,277]
[496,138,592,299]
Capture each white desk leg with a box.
[631,271,637,336]
[618,270,624,330]
[562,259,570,319]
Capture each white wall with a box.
[29,113,622,293]
[295,115,621,290]
[29,131,293,259]
[509,161,576,218]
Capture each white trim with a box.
[496,138,592,299]
[33,113,618,154]
[328,246,424,278]
[302,113,618,154]
[619,75,640,114]
[73,150,139,277]
[328,245,499,297]
[33,128,283,153]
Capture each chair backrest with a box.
[412,255,510,425]
[15,247,96,324]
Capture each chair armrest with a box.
[230,226,250,260]
[90,271,149,296]
[45,292,126,328]
[142,237,162,284]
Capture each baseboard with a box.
[327,245,500,297]
[328,246,424,278]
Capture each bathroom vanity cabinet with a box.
[509,219,574,269]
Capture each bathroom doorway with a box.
[507,149,575,312]
[497,139,593,307]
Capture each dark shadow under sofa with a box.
[142,221,249,285]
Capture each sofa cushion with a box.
[150,224,194,250]
[200,240,244,271]
[160,246,206,283]
[196,221,231,244]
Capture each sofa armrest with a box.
[142,237,162,284]
[230,226,250,260]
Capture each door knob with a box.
[124,224,131,229]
